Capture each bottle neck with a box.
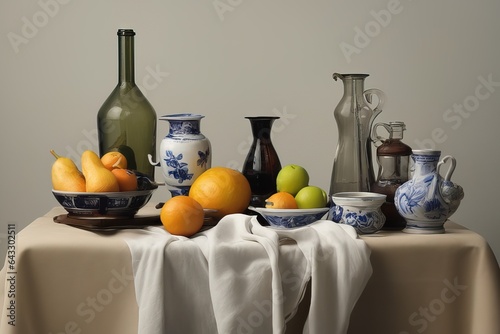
[118,29,135,84]
[343,78,366,101]
[168,120,201,136]
[388,122,406,140]
[412,154,439,177]
[390,129,404,140]
[246,117,278,143]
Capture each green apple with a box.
[276,164,309,196]
[295,186,328,209]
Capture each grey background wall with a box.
[1,0,499,264]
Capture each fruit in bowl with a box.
[50,149,159,217]
[250,165,329,228]
[266,165,328,209]
[295,186,328,209]
[51,169,159,217]
[265,192,298,209]
[81,150,120,192]
[276,164,309,196]
[50,150,86,192]
[50,149,150,193]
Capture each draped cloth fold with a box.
[124,214,372,334]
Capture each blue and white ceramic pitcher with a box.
[394,150,464,234]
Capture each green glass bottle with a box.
[97,29,157,179]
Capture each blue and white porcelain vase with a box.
[394,150,464,234]
[149,113,211,197]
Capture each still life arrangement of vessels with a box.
[328,73,463,234]
[93,29,464,236]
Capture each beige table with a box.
[0,207,499,334]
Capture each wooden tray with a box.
[53,213,162,231]
[53,205,219,231]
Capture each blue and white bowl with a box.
[52,174,158,217]
[329,192,386,234]
[248,206,329,228]
[52,189,156,217]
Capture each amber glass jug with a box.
[371,121,412,230]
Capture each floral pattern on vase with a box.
[395,150,464,234]
[163,148,210,186]
[164,151,194,184]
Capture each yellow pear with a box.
[50,150,86,192]
[81,150,120,192]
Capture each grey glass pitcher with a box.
[329,73,386,195]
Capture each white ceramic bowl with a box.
[248,206,329,228]
[329,192,386,234]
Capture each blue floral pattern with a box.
[394,151,464,233]
[52,190,154,216]
[264,211,328,228]
[395,175,432,216]
[166,118,201,137]
[395,174,464,222]
[159,114,211,197]
[164,150,194,183]
[330,205,343,222]
[197,148,210,169]
[168,186,191,197]
[330,206,385,234]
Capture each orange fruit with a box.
[160,196,205,237]
[188,167,251,219]
[265,192,298,209]
[101,152,127,170]
[111,168,138,191]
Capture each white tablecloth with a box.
[124,213,372,334]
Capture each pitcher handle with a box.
[364,88,386,120]
[437,155,456,181]
[371,122,391,146]
[437,155,457,204]
[148,154,161,167]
